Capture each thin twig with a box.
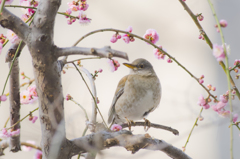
[21,142,42,151]
[207,1,233,158]
[69,98,89,121]
[5,107,39,131]
[183,108,203,152]
[3,117,9,128]
[66,57,101,64]
[120,122,179,135]
[72,63,108,128]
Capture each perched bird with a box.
[108,58,161,129]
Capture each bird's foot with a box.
[143,118,151,131]
[125,117,134,131]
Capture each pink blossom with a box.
[0,0,14,5]
[213,44,225,61]
[6,30,20,43]
[108,59,120,72]
[110,35,118,43]
[22,140,36,151]
[66,94,72,101]
[234,59,240,66]
[79,11,91,24]
[122,34,130,44]
[126,26,133,33]
[216,101,227,110]
[182,0,186,1]
[0,43,2,54]
[65,8,72,18]
[153,45,166,60]
[10,129,20,137]
[211,87,216,91]
[199,79,204,84]
[20,90,32,104]
[219,95,228,103]
[219,19,228,28]
[20,0,34,16]
[111,124,122,131]
[21,14,29,22]
[98,69,103,73]
[0,128,10,139]
[31,116,38,123]
[34,150,42,159]
[197,14,204,21]
[143,29,159,44]
[218,110,230,118]
[233,114,238,123]
[197,95,210,109]
[28,85,38,97]
[167,58,172,63]
[67,2,80,11]
[117,35,121,39]
[0,94,7,101]
[79,2,89,11]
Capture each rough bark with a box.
[8,58,21,152]
[70,130,191,159]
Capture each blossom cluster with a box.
[197,89,238,123]
[20,85,38,104]
[212,43,230,62]
[20,0,39,22]
[231,59,240,79]
[66,0,91,25]
[0,128,20,140]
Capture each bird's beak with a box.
[123,63,137,70]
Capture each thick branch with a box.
[5,41,26,62]
[121,122,179,135]
[70,130,191,159]
[0,7,30,42]
[8,58,21,152]
[56,46,129,61]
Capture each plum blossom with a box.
[122,26,134,44]
[197,95,210,109]
[108,59,120,72]
[67,1,80,11]
[66,94,72,101]
[6,30,20,43]
[0,0,14,5]
[197,14,204,21]
[0,128,20,140]
[233,114,238,123]
[28,85,38,97]
[98,69,103,73]
[79,11,91,24]
[0,95,7,102]
[213,44,225,61]
[218,110,230,118]
[22,140,36,151]
[34,150,42,159]
[20,90,32,104]
[153,45,166,60]
[65,8,72,18]
[219,19,228,28]
[111,124,122,131]
[20,0,35,16]
[219,95,228,103]
[167,58,172,63]
[79,1,89,11]
[29,116,38,123]
[143,29,159,44]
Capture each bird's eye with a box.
[139,64,144,68]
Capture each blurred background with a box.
[0,0,240,158]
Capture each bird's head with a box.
[123,58,155,76]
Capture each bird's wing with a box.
[108,75,128,124]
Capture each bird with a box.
[108,58,161,130]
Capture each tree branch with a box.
[56,46,129,61]
[121,122,179,135]
[5,41,26,62]
[70,130,191,159]
[0,7,30,42]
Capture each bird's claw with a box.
[143,118,151,131]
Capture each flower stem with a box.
[183,108,203,152]
[207,1,233,158]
